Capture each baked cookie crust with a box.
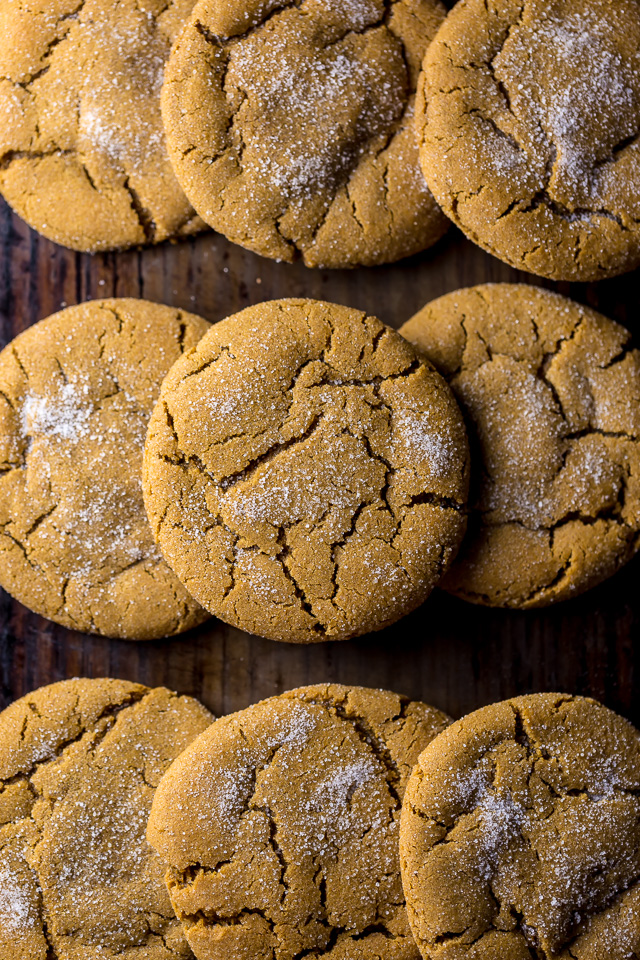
[400,693,640,960]
[0,0,206,251]
[148,683,450,960]
[161,0,449,267]
[417,0,640,280]
[0,298,210,638]
[0,677,213,959]
[143,299,469,642]
[401,284,640,608]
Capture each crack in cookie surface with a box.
[142,299,469,643]
[161,0,448,267]
[418,0,640,280]
[400,284,640,609]
[148,684,450,960]
[399,694,640,960]
[0,678,213,960]
[0,0,205,251]
[0,298,210,639]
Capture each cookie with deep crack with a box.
[147,683,451,960]
[0,297,211,639]
[400,284,640,608]
[160,0,449,268]
[417,0,640,281]
[0,676,213,960]
[142,298,469,643]
[400,693,640,960]
[0,0,207,251]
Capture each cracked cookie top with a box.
[400,284,640,608]
[160,0,448,268]
[0,0,207,252]
[418,0,640,281]
[142,298,469,643]
[147,683,451,960]
[0,676,213,960]
[399,693,640,960]
[0,297,211,639]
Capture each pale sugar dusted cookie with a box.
[161,0,449,268]
[147,683,450,960]
[142,299,469,643]
[0,0,206,251]
[401,284,640,608]
[0,298,210,638]
[417,0,640,280]
[0,677,213,960]
[400,693,640,960]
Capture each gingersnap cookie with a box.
[160,0,449,268]
[417,0,640,281]
[142,299,469,643]
[0,677,213,960]
[0,0,206,252]
[0,297,211,639]
[400,284,640,608]
[147,683,450,960]
[400,693,640,960]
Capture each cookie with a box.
[400,284,640,608]
[142,298,469,643]
[417,0,640,281]
[0,297,211,639]
[0,677,213,960]
[0,0,206,252]
[147,683,451,960]
[400,693,640,960]
[160,0,449,268]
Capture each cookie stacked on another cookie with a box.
[417,0,640,280]
[0,677,213,959]
[142,298,470,642]
[160,0,449,268]
[401,284,640,608]
[147,683,451,960]
[0,0,206,251]
[400,693,640,960]
[0,298,210,639]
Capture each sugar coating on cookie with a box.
[0,677,213,960]
[0,298,210,639]
[400,284,640,608]
[400,693,640,960]
[147,683,450,960]
[161,0,449,268]
[0,0,206,251]
[142,299,469,643]
[418,0,640,281]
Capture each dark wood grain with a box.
[1,196,638,727]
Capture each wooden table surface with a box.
[1,193,639,728]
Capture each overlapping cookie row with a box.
[3,0,638,281]
[0,286,638,640]
[2,678,638,960]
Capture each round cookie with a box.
[160,0,449,268]
[0,297,211,639]
[142,298,470,643]
[147,683,451,960]
[0,0,206,251]
[0,677,213,960]
[399,693,640,960]
[400,284,640,608]
[417,0,640,281]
